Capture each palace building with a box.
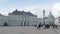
[0,9,56,26]
[0,9,42,26]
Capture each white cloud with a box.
[0,3,53,18]
[0,5,51,18]
[52,2,60,18]
[17,5,51,18]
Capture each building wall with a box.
[44,18,48,24]
[0,16,8,26]
[7,14,41,26]
[48,17,55,25]
[55,17,60,25]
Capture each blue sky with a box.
[0,0,60,18]
[1,0,59,7]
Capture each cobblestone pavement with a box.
[0,26,60,34]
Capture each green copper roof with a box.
[48,12,54,18]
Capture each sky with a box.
[0,0,60,18]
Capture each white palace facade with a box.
[0,9,56,26]
[0,9,42,26]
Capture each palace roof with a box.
[9,9,37,16]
